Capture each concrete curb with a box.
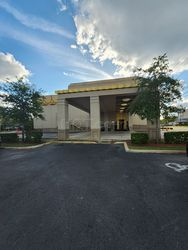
[124,142,130,152]
[124,142,186,154]
[55,140,97,144]
[0,141,53,150]
[1,140,98,149]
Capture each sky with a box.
[0,0,188,106]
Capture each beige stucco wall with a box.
[69,105,90,129]
[34,105,57,130]
[130,114,147,126]
[129,114,147,132]
[34,105,147,132]
[34,104,90,131]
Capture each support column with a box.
[90,96,101,141]
[57,97,69,140]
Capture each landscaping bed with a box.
[0,130,44,148]
[127,141,186,151]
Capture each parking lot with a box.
[0,144,187,250]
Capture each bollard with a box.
[186,142,188,157]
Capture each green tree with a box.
[0,78,44,142]
[161,115,177,125]
[128,54,183,143]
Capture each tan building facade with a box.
[34,77,157,141]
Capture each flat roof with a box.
[56,77,138,94]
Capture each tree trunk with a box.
[22,125,25,142]
[155,117,159,144]
[155,87,160,144]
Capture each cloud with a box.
[57,0,67,12]
[70,44,77,49]
[74,0,188,76]
[79,46,87,55]
[63,72,70,76]
[174,97,188,109]
[0,0,73,39]
[0,52,30,83]
[0,24,112,82]
[182,98,188,108]
[63,70,96,81]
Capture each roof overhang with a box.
[55,83,138,95]
[56,77,138,94]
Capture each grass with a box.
[128,145,186,151]
[127,141,186,151]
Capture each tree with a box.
[128,54,183,143]
[161,115,177,125]
[0,78,44,142]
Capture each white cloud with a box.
[79,46,87,55]
[74,0,188,77]
[0,24,112,82]
[63,69,101,81]
[57,0,67,12]
[70,44,77,49]
[0,52,30,83]
[174,97,188,109]
[182,98,188,108]
[0,0,73,39]
[63,71,70,76]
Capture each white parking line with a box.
[165,163,188,172]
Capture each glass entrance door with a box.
[119,119,125,131]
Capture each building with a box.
[177,109,188,124]
[34,95,90,132]
[34,77,157,141]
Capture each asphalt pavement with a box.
[0,144,187,250]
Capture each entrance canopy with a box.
[56,77,140,141]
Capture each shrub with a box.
[164,131,188,144]
[131,133,149,144]
[0,133,19,143]
[25,131,32,142]
[31,130,43,143]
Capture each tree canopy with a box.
[128,54,183,141]
[0,78,44,140]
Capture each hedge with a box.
[164,131,188,144]
[25,131,32,143]
[0,133,19,143]
[131,133,149,144]
[32,130,43,143]
[25,130,43,143]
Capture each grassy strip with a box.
[128,145,185,150]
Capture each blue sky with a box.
[0,0,188,105]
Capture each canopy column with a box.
[57,97,69,140]
[90,96,101,141]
